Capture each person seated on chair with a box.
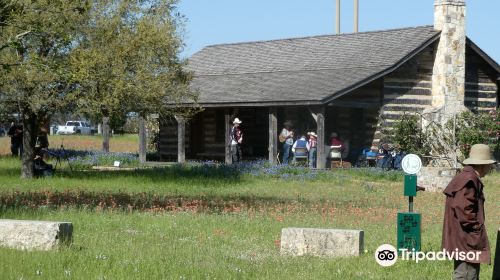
[329,132,345,151]
[34,146,54,177]
[329,132,345,168]
[291,134,308,164]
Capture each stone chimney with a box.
[430,0,467,123]
[418,0,467,190]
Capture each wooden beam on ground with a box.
[138,116,147,164]
[225,109,232,164]
[268,107,278,165]
[175,116,186,164]
[313,106,326,169]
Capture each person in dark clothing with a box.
[442,144,495,280]
[7,122,23,157]
[230,118,243,163]
[36,127,49,149]
[33,146,53,177]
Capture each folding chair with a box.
[329,145,343,168]
[292,147,309,166]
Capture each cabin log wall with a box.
[464,47,498,112]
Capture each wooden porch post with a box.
[175,116,186,164]
[138,116,147,164]
[268,107,278,165]
[315,106,326,169]
[225,109,232,164]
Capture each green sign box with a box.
[404,174,417,197]
[397,212,421,253]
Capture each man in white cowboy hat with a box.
[307,132,318,168]
[230,118,243,163]
[442,144,496,280]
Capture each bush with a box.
[392,114,430,156]
[449,110,499,161]
[389,110,499,162]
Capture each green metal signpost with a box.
[397,155,423,254]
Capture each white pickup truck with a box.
[57,121,94,135]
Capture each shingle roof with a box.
[187,25,441,106]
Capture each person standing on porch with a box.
[307,132,318,168]
[230,118,243,163]
[279,121,294,164]
[442,144,495,280]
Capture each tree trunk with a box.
[138,116,147,164]
[102,116,110,153]
[21,113,38,179]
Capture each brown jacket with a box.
[442,166,490,264]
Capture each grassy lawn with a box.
[0,134,139,155]
[0,157,499,279]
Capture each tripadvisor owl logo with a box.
[375,244,398,267]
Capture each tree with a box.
[0,0,90,178]
[70,0,197,153]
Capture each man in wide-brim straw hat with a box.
[442,144,496,279]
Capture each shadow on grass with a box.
[0,188,376,215]
[56,164,244,182]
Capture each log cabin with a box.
[159,0,499,168]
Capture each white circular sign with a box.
[401,154,422,174]
[375,244,398,267]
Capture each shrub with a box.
[388,110,499,162]
[448,110,499,161]
[392,114,430,156]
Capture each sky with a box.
[177,0,500,64]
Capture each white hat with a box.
[463,144,496,165]
[307,132,317,137]
[233,118,242,124]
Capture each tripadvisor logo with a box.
[375,244,482,267]
[375,244,398,267]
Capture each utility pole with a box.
[336,0,341,34]
[354,0,359,33]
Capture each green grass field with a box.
[0,157,499,279]
[0,134,139,155]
